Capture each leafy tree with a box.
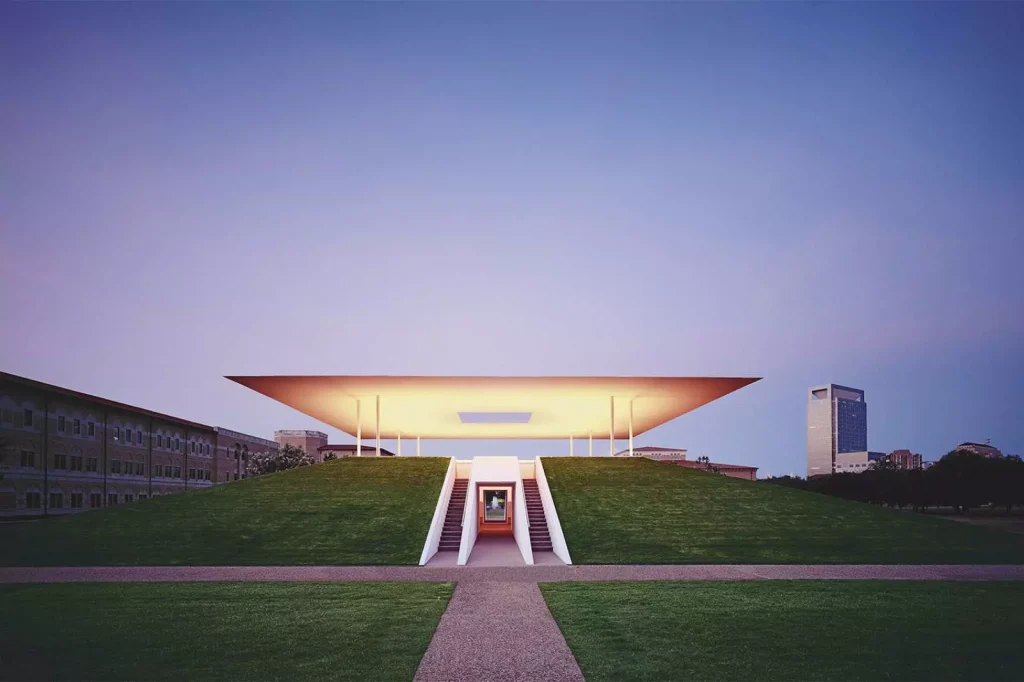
[246,444,314,476]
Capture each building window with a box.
[136,462,144,476]
[114,426,120,442]
[234,473,239,481]
[74,418,81,435]
[205,443,210,455]
[175,438,180,451]
[57,416,65,432]
[138,494,147,501]
[26,492,41,509]
[191,441,195,454]
[89,493,102,508]
[107,494,118,506]
[110,459,121,474]
[86,457,98,472]
[125,428,132,445]
[173,466,181,478]
[70,455,83,471]
[157,435,163,448]
[188,468,196,480]
[205,469,210,481]
[123,493,134,504]
[70,492,83,508]
[24,408,33,428]
[20,451,35,467]
[49,492,63,509]
[137,430,142,445]
[88,421,95,436]
[154,464,163,477]
[54,454,67,470]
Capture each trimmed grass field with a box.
[0,582,453,681]
[543,457,1024,564]
[0,458,448,566]
[541,581,1024,681]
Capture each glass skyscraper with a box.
[807,384,867,477]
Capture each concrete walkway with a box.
[2,564,1023,583]
[414,581,584,682]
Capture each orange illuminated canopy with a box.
[226,375,759,440]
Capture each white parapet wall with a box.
[418,457,458,566]
[513,477,534,565]
[534,457,573,565]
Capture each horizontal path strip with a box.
[2,564,1024,583]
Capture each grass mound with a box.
[542,457,1024,564]
[1,457,449,566]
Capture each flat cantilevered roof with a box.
[226,375,759,440]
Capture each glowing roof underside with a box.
[226,375,759,440]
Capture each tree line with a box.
[764,450,1024,514]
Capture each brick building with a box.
[886,449,923,470]
[0,371,277,517]
[274,430,328,462]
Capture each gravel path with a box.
[2,564,1023,583]
[413,581,584,682]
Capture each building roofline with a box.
[1,370,215,431]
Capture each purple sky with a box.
[2,3,1022,473]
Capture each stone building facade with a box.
[0,371,277,517]
[274,430,328,462]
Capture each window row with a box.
[153,464,183,478]
[54,415,97,437]
[188,468,212,481]
[51,454,99,472]
[24,491,151,509]
[7,410,212,455]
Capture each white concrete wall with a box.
[519,460,536,479]
[455,460,474,478]
[514,479,534,565]
[535,457,572,565]
[419,457,458,566]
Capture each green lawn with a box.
[542,581,1024,681]
[0,582,452,682]
[0,458,448,566]
[543,457,1024,564]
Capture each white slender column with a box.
[375,395,381,457]
[609,396,615,457]
[629,399,634,457]
[397,432,401,457]
[569,435,574,457]
[356,399,362,457]
[589,431,593,457]
[417,436,421,457]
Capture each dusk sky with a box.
[2,3,1022,474]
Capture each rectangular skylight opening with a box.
[458,412,532,424]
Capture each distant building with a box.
[0,371,277,517]
[612,446,687,460]
[807,384,868,477]
[886,449,923,470]
[274,430,328,463]
[318,444,396,458]
[670,459,759,481]
[833,451,886,473]
[613,446,756,480]
[956,442,1003,458]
